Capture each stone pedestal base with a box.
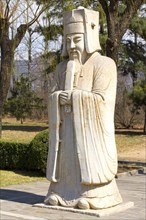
[33,201,134,217]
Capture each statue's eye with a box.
[67,38,71,43]
[74,37,81,43]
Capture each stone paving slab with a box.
[0,173,146,220]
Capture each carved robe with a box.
[46,52,122,208]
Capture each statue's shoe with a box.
[77,198,90,209]
[44,194,59,206]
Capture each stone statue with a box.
[45,7,122,210]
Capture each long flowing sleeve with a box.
[72,56,117,184]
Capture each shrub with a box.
[0,129,49,173]
[0,141,30,170]
[28,129,49,174]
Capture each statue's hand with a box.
[59,91,72,105]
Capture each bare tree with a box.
[0,0,50,137]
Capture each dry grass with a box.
[0,170,46,187]
[1,117,48,143]
[0,117,145,187]
[1,117,146,161]
[116,130,146,162]
[1,130,39,143]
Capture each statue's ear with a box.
[84,9,101,53]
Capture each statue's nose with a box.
[70,40,75,49]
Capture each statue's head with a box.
[62,7,101,58]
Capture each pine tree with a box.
[4,76,44,124]
[129,78,146,133]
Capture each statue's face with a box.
[66,33,87,63]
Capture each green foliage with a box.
[128,78,146,133]
[119,4,146,78]
[0,141,30,170]
[0,129,49,173]
[59,0,75,11]
[119,40,146,79]
[36,23,63,42]
[129,79,146,107]
[129,6,146,41]
[4,76,44,124]
[42,51,61,74]
[28,129,49,174]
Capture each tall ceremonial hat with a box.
[62,6,101,56]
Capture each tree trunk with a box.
[99,0,145,64]
[0,102,3,138]
[0,57,3,138]
[0,4,48,138]
[1,46,14,101]
[144,109,146,134]
[0,37,14,138]
[106,37,120,64]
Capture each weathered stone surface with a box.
[45,7,122,209]
[34,201,134,217]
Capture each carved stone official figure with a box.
[45,7,122,209]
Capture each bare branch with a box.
[0,0,4,18]
[12,2,49,50]
[27,4,49,28]
[4,0,10,18]
[9,2,34,25]
[26,0,47,18]
[34,5,41,17]
[8,0,20,20]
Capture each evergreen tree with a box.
[4,76,44,124]
[119,4,146,80]
[129,78,146,133]
[130,6,146,41]
[115,4,146,130]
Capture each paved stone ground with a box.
[0,172,145,220]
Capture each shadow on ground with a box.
[115,129,145,135]
[2,125,48,132]
[0,189,45,204]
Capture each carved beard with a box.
[65,53,81,90]
[69,49,82,64]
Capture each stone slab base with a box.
[33,201,134,217]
